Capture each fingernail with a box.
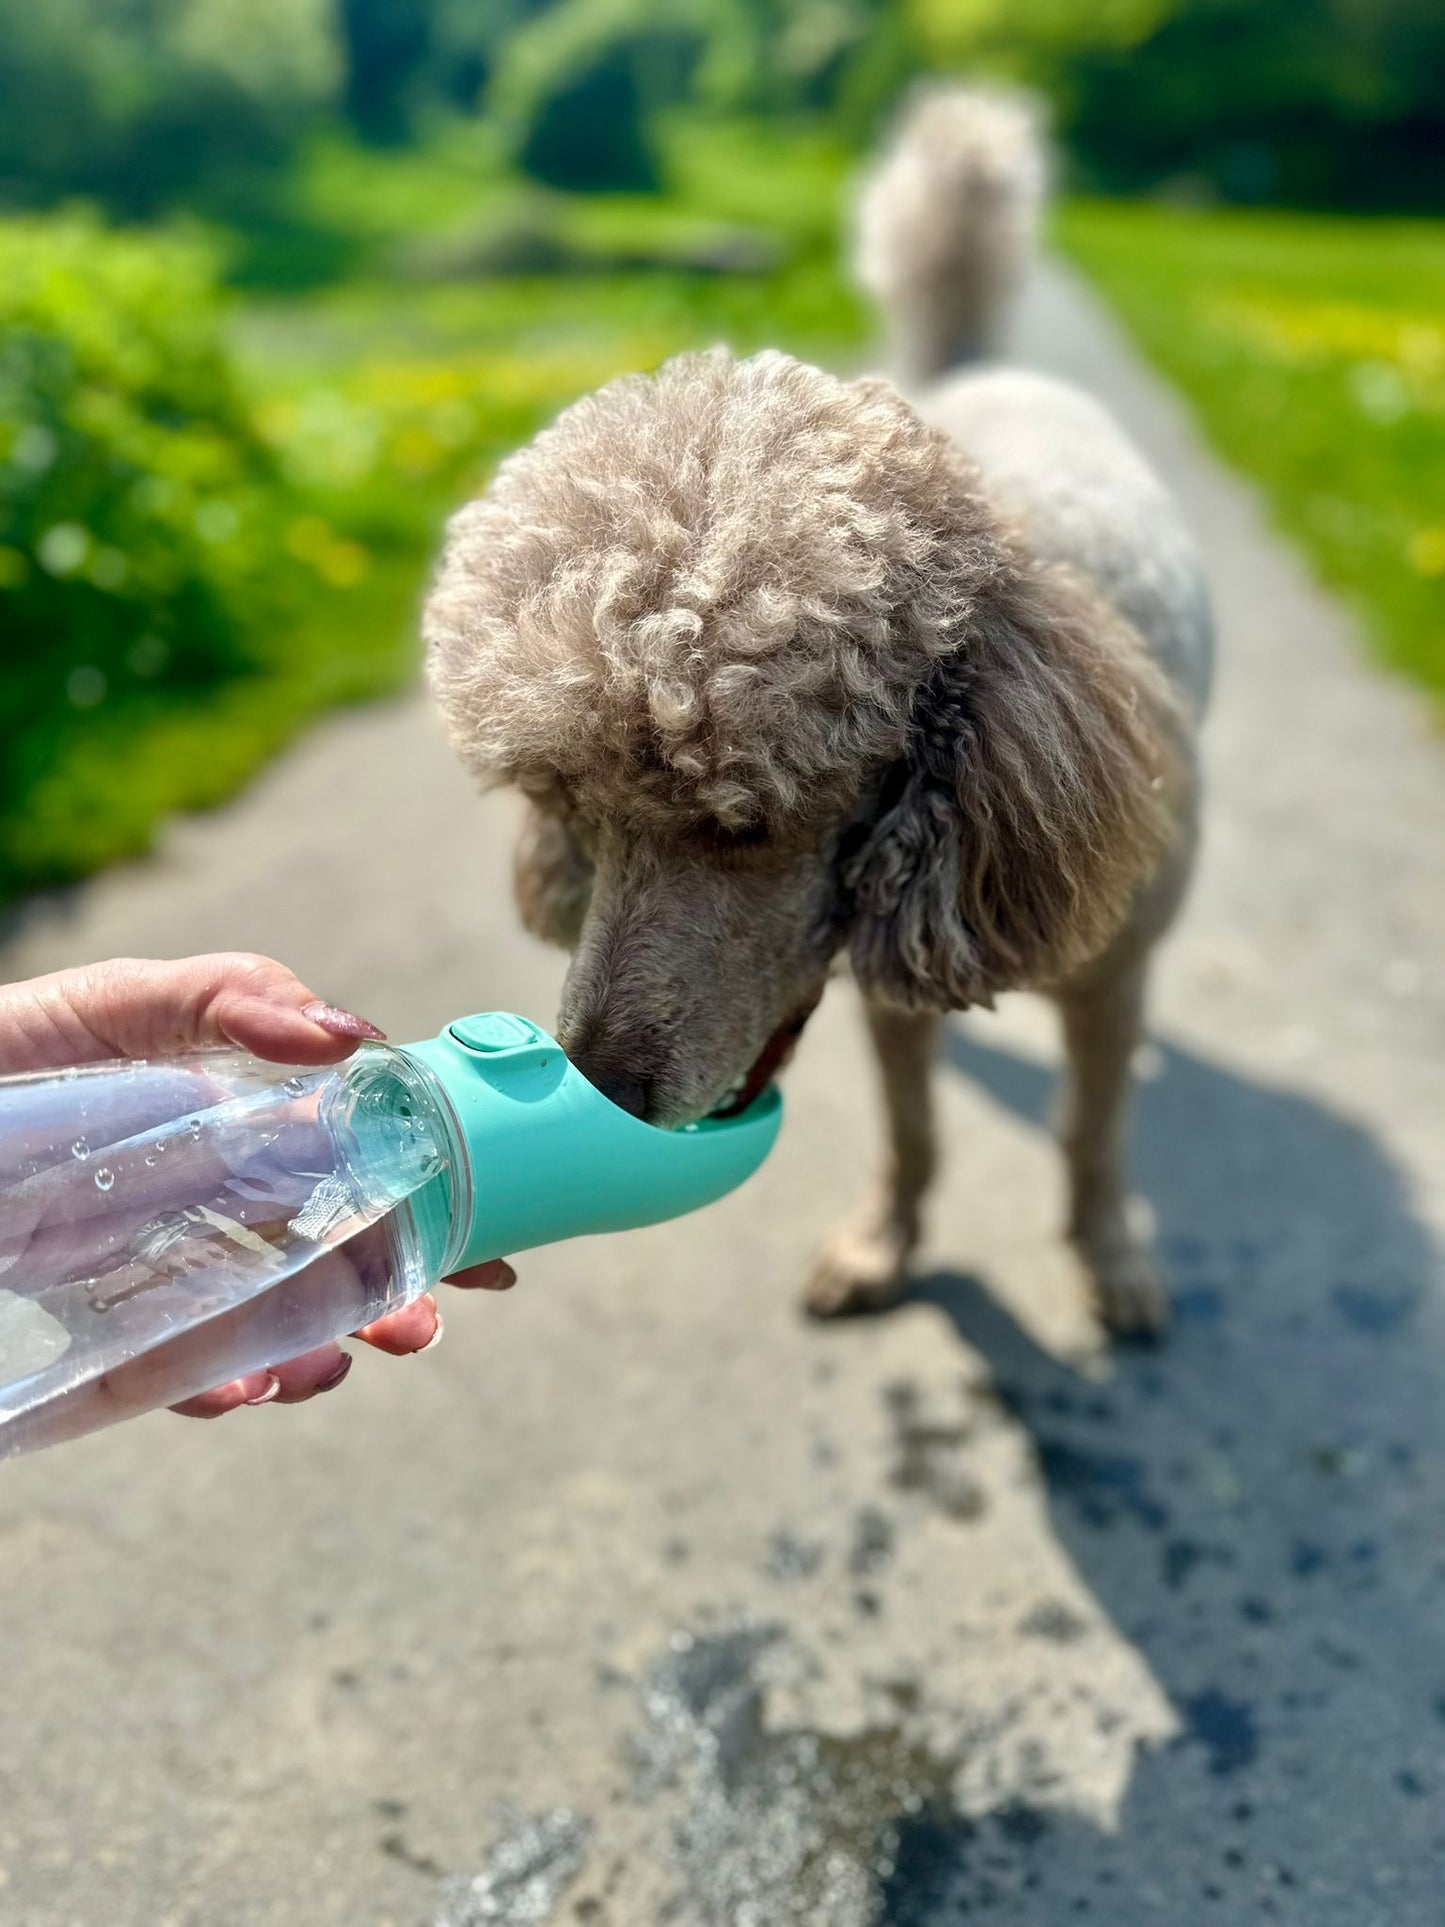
[302,1001,387,1042]
[244,1374,282,1407]
[419,1312,445,1354]
[316,1352,353,1394]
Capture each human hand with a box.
[0,954,515,1419]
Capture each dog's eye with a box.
[703,819,770,855]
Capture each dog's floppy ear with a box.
[514,803,594,949]
[846,561,1182,1010]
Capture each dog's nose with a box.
[576,1059,653,1121]
[558,1007,659,1120]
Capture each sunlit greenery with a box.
[1061,201,1445,700]
[3,0,1442,902]
[0,215,311,895]
[0,120,867,902]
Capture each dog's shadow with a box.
[871,1023,1445,1923]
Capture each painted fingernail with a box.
[419,1312,445,1354]
[244,1374,282,1407]
[316,1352,353,1394]
[302,1001,387,1042]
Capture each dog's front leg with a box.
[1054,952,1168,1337]
[804,1001,941,1318]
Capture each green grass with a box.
[8,549,428,896]
[1059,199,1445,701]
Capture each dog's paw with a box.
[804,1221,911,1320]
[1076,1232,1169,1341]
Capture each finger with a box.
[443,1260,517,1291]
[171,1370,281,1420]
[2,955,386,1071]
[355,1294,443,1356]
[160,955,387,1063]
[268,1345,353,1403]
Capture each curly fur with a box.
[427,347,1180,1012]
[429,350,981,832]
[847,558,1183,1010]
[854,81,1048,383]
[512,805,594,949]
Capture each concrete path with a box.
[1,263,1442,1927]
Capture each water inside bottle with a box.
[0,1049,452,1455]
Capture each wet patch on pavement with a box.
[848,1507,895,1579]
[631,1622,972,1924]
[435,1806,592,1927]
[1017,1599,1090,1644]
[1177,1690,1260,1777]
[763,1529,827,1583]
[1030,1436,1171,1534]
[883,1381,987,1522]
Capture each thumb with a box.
[3,955,386,1070]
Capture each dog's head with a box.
[426,349,1180,1123]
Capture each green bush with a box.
[0,213,310,893]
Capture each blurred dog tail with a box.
[853,82,1047,385]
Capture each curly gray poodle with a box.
[425,84,1213,1336]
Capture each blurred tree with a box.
[1064,0,1445,207]
[426,0,555,111]
[905,0,1171,78]
[490,0,915,192]
[337,0,434,142]
[0,0,339,215]
[489,0,704,192]
[175,0,340,104]
[906,0,1445,209]
[0,0,1435,229]
[693,0,916,130]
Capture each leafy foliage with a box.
[1,0,1438,220]
[488,0,700,193]
[0,216,310,891]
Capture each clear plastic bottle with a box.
[0,1012,782,1460]
[0,1042,459,1458]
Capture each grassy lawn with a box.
[1059,200,1445,701]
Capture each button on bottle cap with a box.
[449,1013,543,1054]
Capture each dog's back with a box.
[926,370,1214,719]
[856,85,1214,722]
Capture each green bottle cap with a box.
[399,1013,781,1272]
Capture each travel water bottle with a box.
[0,1012,780,1459]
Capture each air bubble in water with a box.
[144,1151,157,1167]
[94,1167,115,1193]
[282,1077,305,1099]
[71,1138,90,1161]
[189,1118,203,1139]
